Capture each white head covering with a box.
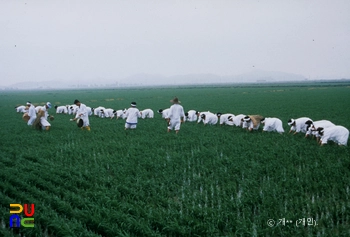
[243,116,251,122]
[288,119,295,126]
[46,102,52,108]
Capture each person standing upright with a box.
[124,102,141,130]
[165,97,185,134]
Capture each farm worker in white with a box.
[305,120,335,140]
[217,113,235,126]
[55,105,68,114]
[26,101,37,126]
[35,105,44,113]
[228,114,246,127]
[71,99,90,131]
[140,109,154,119]
[157,108,170,119]
[38,102,52,130]
[86,107,93,116]
[184,110,197,122]
[67,105,78,115]
[124,102,141,130]
[99,109,106,118]
[288,117,312,135]
[200,112,218,125]
[102,108,115,118]
[242,115,264,131]
[261,117,284,134]
[165,97,185,134]
[114,109,126,119]
[15,105,27,113]
[196,111,211,124]
[317,126,349,146]
[94,106,105,116]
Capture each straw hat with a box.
[170,97,181,104]
[287,119,295,126]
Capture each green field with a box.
[1,83,350,236]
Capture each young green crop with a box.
[1,83,350,236]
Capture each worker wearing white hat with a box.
[196,111,211,124]
[200,112,218,125]
[124,102,141,130]
[113,109,126,119]
[157,108,170,119]
[39,102,52,130]
[242,115,264,131]
[288,117,312,135]
[228,114,246,127]
[26,101,37,126]
[184,110,197,122]
[261,117,284,134]
[217,113,235,126]
[317,126,349,146]
[305,120,335,140]
[67,105,78,115]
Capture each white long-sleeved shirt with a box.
[16,106,27,113]
[40,106,49,119]
[141,109,154,119]
[166,104,184,122]
[320,126,349,146]
[242,120,258,130]
[94,106,105,116]
[242,115,263,130]
[68,105,78,115]
[290,117,312,133]
[232,114,245,127]
[86,107,93,116]
[35,106,43,113]
[263,117,284,133]
[28,105,37,118]
[56,106,68,114]
[75,103,88,118]
[219,113,235,126]
[306,120,335,137]
[203,112,218,125]
[185,110,197,122]
[114,109,126,119]
[75,103,89,126]
[125,107,141,124]
[197,111,211,123]
[38,106,50,127]
[103,109,115,118]
[160,109,170,119]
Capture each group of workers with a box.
[16,97,349,145]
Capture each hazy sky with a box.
[1,0,350,86]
